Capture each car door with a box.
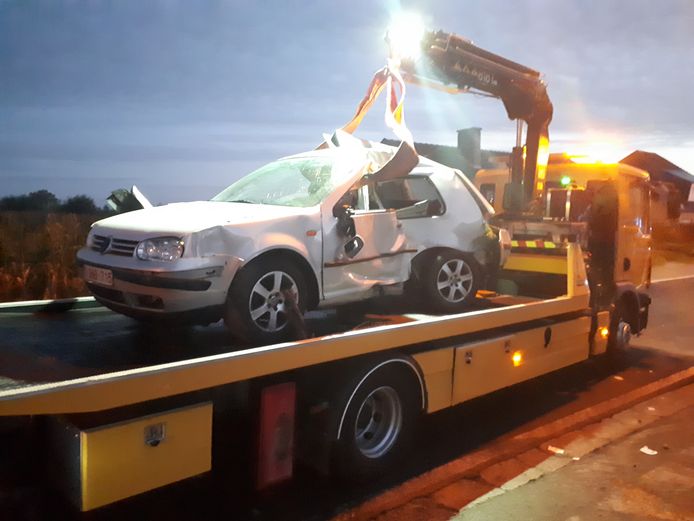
[374,174,449,243]
[321,183,413,303]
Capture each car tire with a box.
[225,258,307,344]
[332,362,420,481]
[421,251,481,313]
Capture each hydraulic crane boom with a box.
[397,29,554,210]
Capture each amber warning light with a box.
[512,351,523,367]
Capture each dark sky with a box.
[1,0,693,204]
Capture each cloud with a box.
[1,0,693,202]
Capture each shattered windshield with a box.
[212,154,360,207]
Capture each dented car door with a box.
[321,195,413,303]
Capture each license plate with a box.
[85,265,113,287]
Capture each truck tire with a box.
[606,300,633,368]
[225,258,307,344]
[422,251,480,313]
[332,362,421,481]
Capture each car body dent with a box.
[240,226,322,284]
[398,166,490,261]
[321,209,412,304]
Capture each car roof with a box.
[279,141,451,177]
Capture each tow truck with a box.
[475,159,653,291]
[0,22,651,515]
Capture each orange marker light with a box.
[306,230,318,237]
[512,351,523,367]
[599,327,609,339]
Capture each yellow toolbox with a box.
[47,402,212,511]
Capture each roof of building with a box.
[380,138,508,179]
[620,151,694,184]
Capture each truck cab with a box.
[475,162,652,290]
[475,162,652,351]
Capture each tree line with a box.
[0,190,111,301]
[0,189,109,215]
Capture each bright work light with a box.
[386,12,426,60]
[560,175,572,187]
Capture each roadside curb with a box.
[331,365,694,521]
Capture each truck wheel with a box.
[606,300,632,367]
[225,258,307,344]
[423,251,480,313]
[333,362,421,480]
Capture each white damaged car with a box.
[77,138,509,343]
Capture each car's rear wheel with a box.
[421,251,480,313]
[225,258,307,344]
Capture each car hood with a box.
[92,201,316,236]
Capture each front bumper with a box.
[76,248,243,315]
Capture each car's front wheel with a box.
[225,258,307,344]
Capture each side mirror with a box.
[502,182,524,212]
[344,235,364,259]
[106,185,152,213]
[333,203,349,218]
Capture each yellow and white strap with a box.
[339,63,413,145]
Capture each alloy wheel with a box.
[436,258,473,303]
[248,270,299,332]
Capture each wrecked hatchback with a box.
[77,138,508,344]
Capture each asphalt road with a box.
[1,276,692,520]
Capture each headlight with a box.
[136,237,184,261]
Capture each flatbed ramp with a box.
[1,297,412,392]
[0,290,588,416]
[0,305,248,392]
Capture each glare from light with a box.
[568,154,612,165]
[387,12,425,60]
[560,175,572,187]
[599,327,609,339]
[564,139,625,165]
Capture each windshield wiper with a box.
[227,199,255,204]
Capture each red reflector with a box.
[256,382,296,490]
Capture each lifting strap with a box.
[339,63,414,147]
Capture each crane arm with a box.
[398,29,553,209]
